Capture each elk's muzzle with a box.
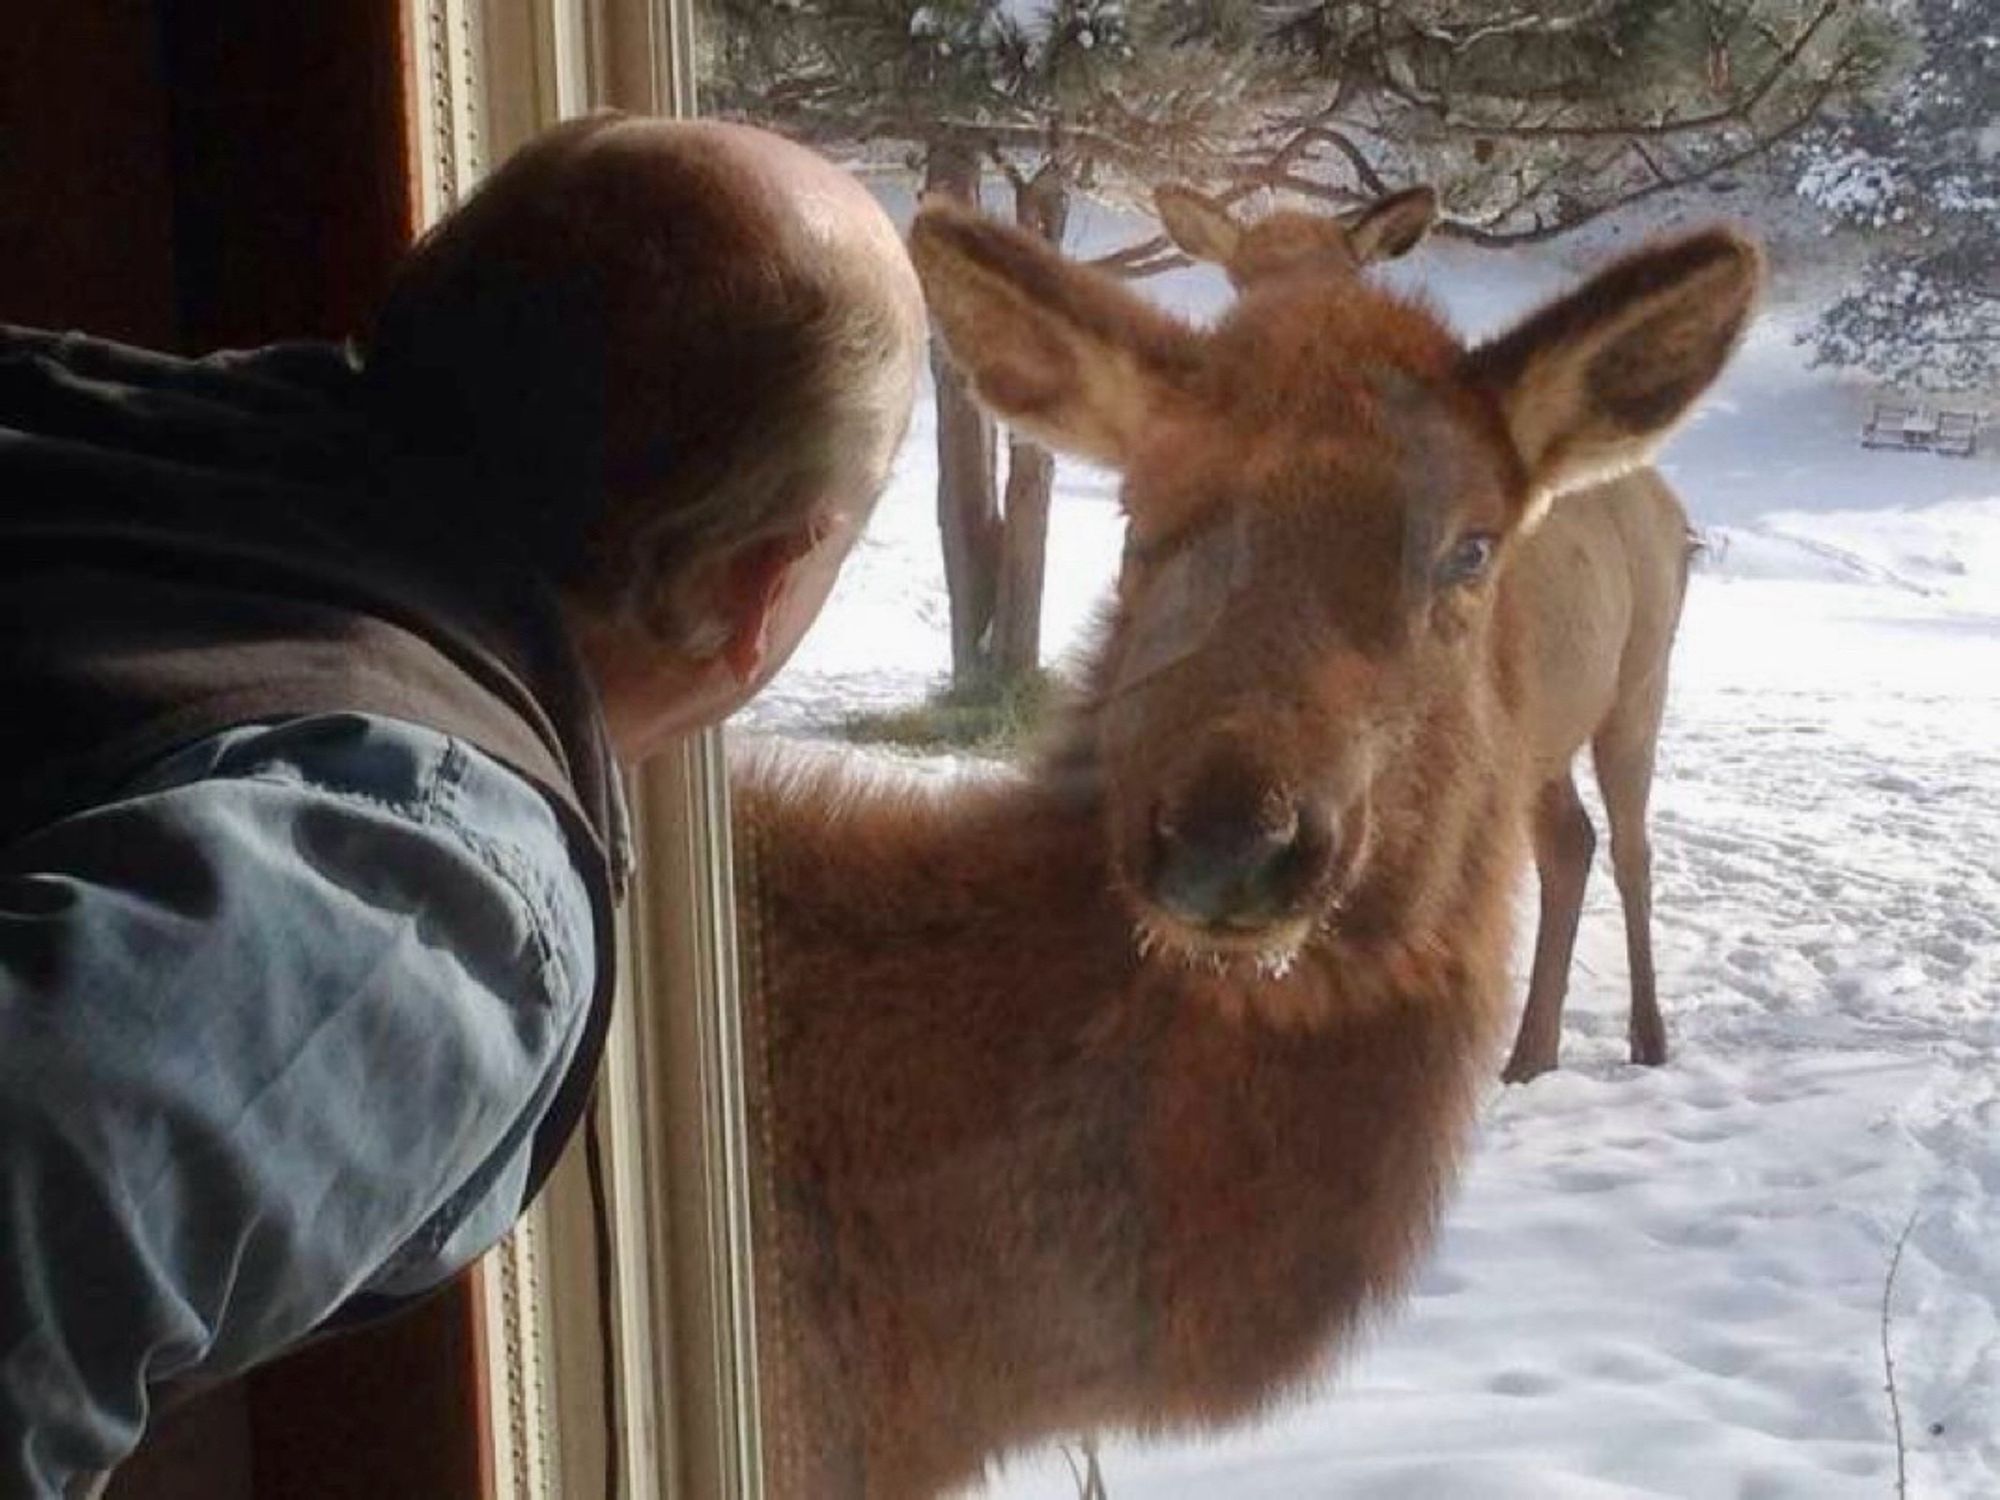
[1145,754,1342,935]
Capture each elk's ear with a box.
[1345,185,1438,266]
[1155,185,1242,268]
[910,201,1202,469]
[1466,228,1760,509]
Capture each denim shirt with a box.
[0,712,597,1496]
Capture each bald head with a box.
[366,113,924,644]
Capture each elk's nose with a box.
[1148,792,1332,930]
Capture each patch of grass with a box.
[838,669,1060,758]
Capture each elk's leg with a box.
[1594,718,1666,1066]
[1502,772,1594,1084]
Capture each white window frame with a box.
[406,3,764,1496]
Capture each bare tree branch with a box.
[1276,125,1391,194]
[1439,66,1844,244]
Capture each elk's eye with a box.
[1436,532,1497,587]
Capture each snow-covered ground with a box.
[742,188,2000,1498]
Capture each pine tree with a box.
[1800,0,1999,391]
[1153,1,1889,243]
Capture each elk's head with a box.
[910,202,1757,975]
[1155,183,1439,290]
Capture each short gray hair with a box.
[364,115,920,647]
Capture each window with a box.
[429,6,766,1499]
[693,5,1997,1500]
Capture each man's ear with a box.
[1465,228,1761,509]
[1155,185,1243,268]
[909,201,1202,469]
[715,525,817,683]
[1344,185,1438,266]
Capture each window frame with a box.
[417,3,766,1496]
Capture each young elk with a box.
[1159,185,1699,1083]
[1153,182,1439,288]
[732,203,1759,1499]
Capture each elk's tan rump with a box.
[1502,467,1692,1080]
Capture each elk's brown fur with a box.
[733,198,1759,1499]
[1159,187,1703,1081]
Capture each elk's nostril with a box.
[1149,796,1332,929]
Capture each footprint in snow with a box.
[1485,1368,1560,1397]
[1549,1166,1627,1194]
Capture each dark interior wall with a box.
[0,3,180,347]
[161,0,416,350]
[107,1285,491,1500]
[0,0,415,352]
[244,1290,493,1500]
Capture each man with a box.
[0,114,924,1495]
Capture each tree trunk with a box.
[994,437,1054,680]
[992,166,1070,684]
[923,139,1002,688]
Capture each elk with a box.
[1157,185,1698,1083]
[731,199,1759,1499]
[1153,181,1439,288]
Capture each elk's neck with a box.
[731,738,1119,962]
[732,733,1512,1495]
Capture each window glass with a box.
[698,6,2000,1497]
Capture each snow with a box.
[1796,150,1905,226]
[741,185,2000,1497]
